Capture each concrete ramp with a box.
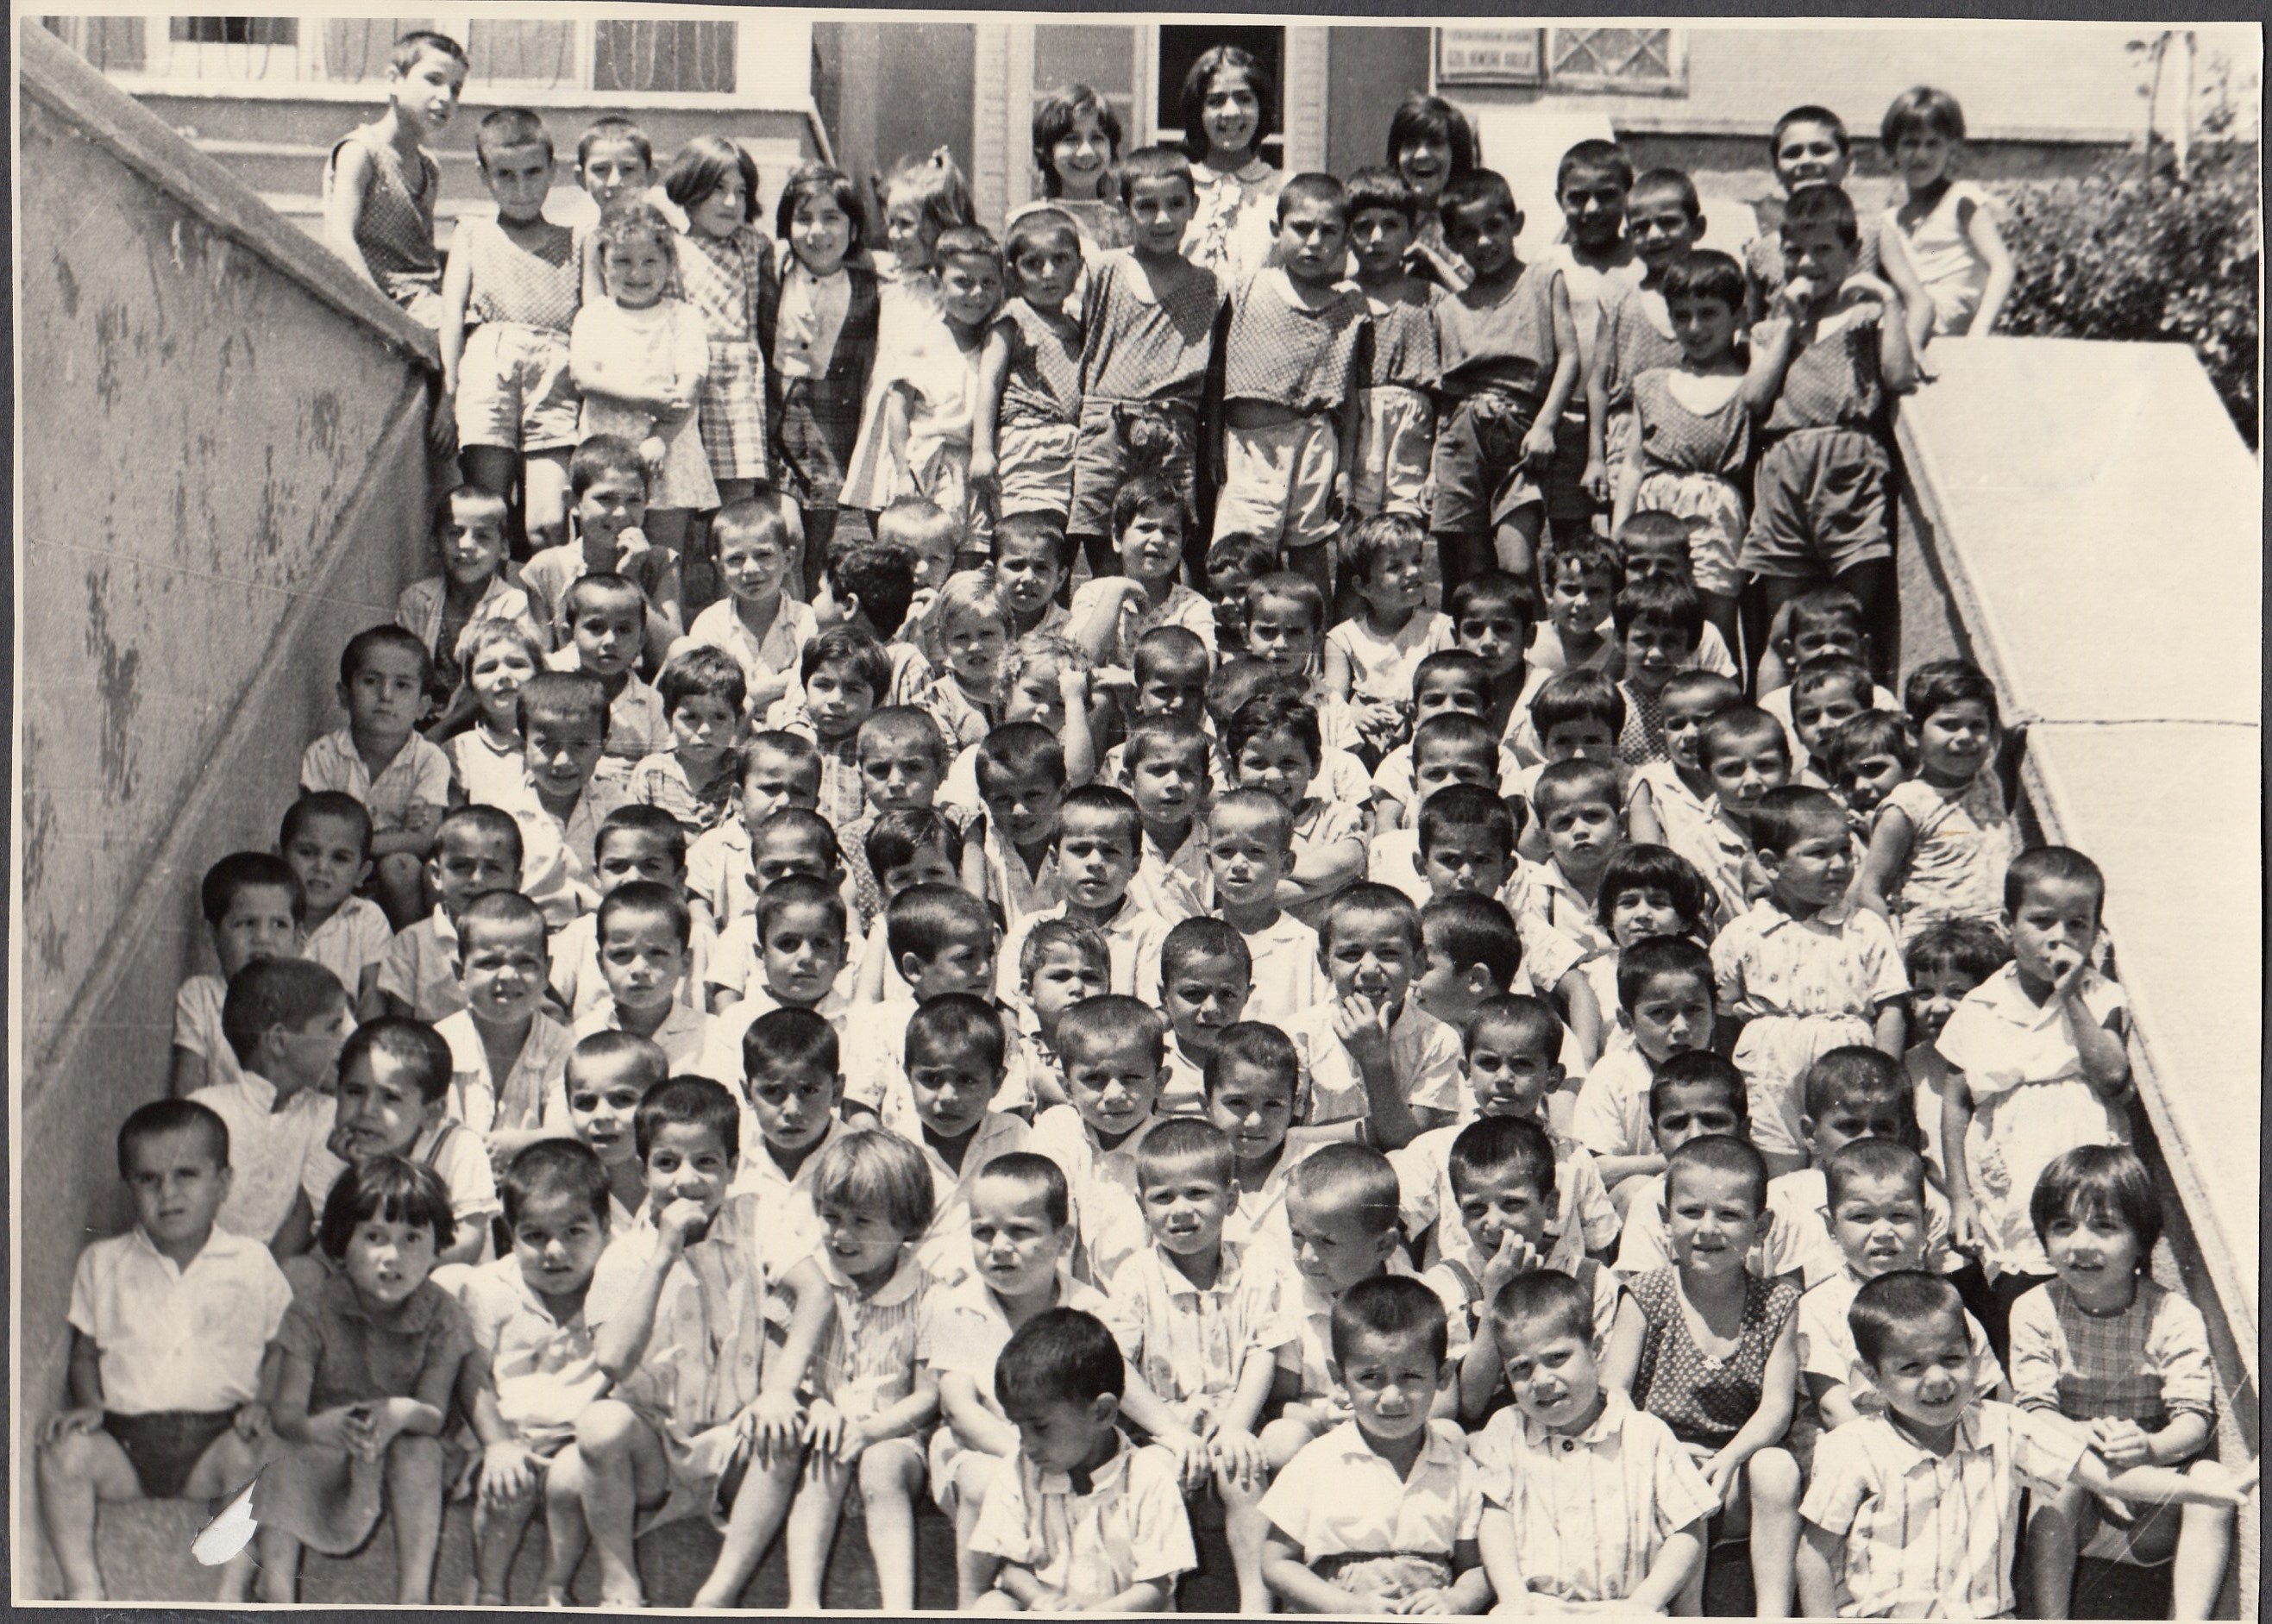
[1895,337,2262,1367]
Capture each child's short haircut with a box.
[935,567,1014,637]
[502,1138,610,1229]
[1792,655,1873,715]
[1205,531,1275,588]
[633,1075,742,1166]
[1020,915,1110,985]
[814,1127,936,1238]
[1133,1115,1234,1190]
[1054,994,1164,1069]
[1331,1274,1449,1366]
[281,790,374,862]
[1660,248,1746,310]
[742,1005,838,1084]
[1202,1020,1299,1100]
[1132,625,1208,689]
[117,1099,229,1178]
[1447,1114,1557,1203]
[1612,576,1705,647]
[1823,1138,1928,1213]
[775,162,863,248]
[906,991,1007,1075]
[596,880,692,952]
[1343,512,1426,586]
[1749,785,1846,858]
[1648,1050,1747,1126]
[1617,933,1714,1013]
[739,730,821,796]
[1543,534,1623,592]
[569,433,646,498]
[1490,1269,1594,1348]
[1785,586,1867,645]
[203,850,307,926]
[1629,165,1701,218]
[860,705,951,768]
[1058,784,1142,850]
[1615,510,1690,561]
[568,1030,670,1091]
[998,631,1087,696]
[884,882,995,968]
[2030,1144,2162,1257]
[1413,649,1494,703]
[994,510,1072,572]
[979,1150,1073,1228]
[596,804,688,869]
[1881,85,1968,148]
[220,958,346,1065]
[595,201,675,260]
[1208,787,1295,853]
[1205,659,1283,734]
[1595,844,1710,935]
[1275,171,1347,226]
[1666,1132,1769,1213]
[457,617,548,690]
[1225,690,1321,771]
[1902,657,2001,730]
[755,807,842,869]
[1288,1141,1402,1232]
[1448,568,1540,627]
[519,669,611,737]
[756,872,848,944]
[996,1306,1126,1408]
[1422,894,1522,994]
[1802,1047,1915,1135]
[1241,568,1327,631]
[577,115,653,172]
[1531,671,1627,743]
[826,542,919,638]
[2004,845,2103,919]
[319,1154,456,1261]
[1660,668,1744,718]
[436,805,525,876]
[1122,714,1211,776]
[392,28,468,73]
[1464,994,1562,1063]
[474,106,554,166]
[1904,918,2009,985]
[1532,758,1623,821]
[1770,103,1849,159]
[436,483,510,541]
[799,624,892,701]
[338,1016,452,1105]
[1003,206,1081,270]
[1698,705,1791,770]
[866,807,964,881]
[1782,183,1859,247]
[1159,917,1251,985]
[976,720,1067,793]
[1820,712,1917,781]
[340,624,434,689]
[1439,168,1516,229]
[1850,1271,1967,1370]
[1558,137,1633,191]
[1318,882,1424,957]
[710,494,794,558]
[1411,715,1497,778]
[1343,165,1419,225]
[456,889,549,956]
[1109,471,1189,542]
[1417,782,1516,857]
[663,133,761,222]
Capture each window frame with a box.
[1541,26,1688,97]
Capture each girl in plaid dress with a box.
[771,166,880,592]
[663,137,779,573]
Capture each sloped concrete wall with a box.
[16,25,441,1586]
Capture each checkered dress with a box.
[464,216,579,329]
[1761,313,1884,436]
[678,226,775,481]
[323,127,441,305]
[772,260,878,511]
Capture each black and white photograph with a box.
[11,6,2263,1614]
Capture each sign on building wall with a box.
[1435,26,1544,86]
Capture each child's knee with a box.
[856,1440,919,1500]
[1748,1446,1801,1509]
[572,1400,643,1460]
[1258,1416,1315,1470]
[387,1432,446,1483]
[38,1426,110,1485]
[970,1588,1024,1613]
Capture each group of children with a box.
[37,27,2254,1619]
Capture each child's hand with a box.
[1480,1227,1544,1302]
[1390,1588,1453,1615]
[1057,664,1092,711]
[231,1401,271,1442]
[1209,1424,1268,1491]
[2049,946,2093,1004]
[969,450,999,496]
[740,1390,804,1463]
[1700,1445,1745,1512]
[2088,1419,2153,1470]
[479,1439,536,1508]
[1090,665,1136,695]
[361,1396,419,1458]
[637,435,668,470]
[1841,272,1897,306]
[1946,1193,1984,1257]
[1158,1426,1213,1493]
[40,1407,106,1446]
[1333,993,1396,1076]
[1519,417,1557,471]
[403,799,443,841]
[1779,278,1817,318]
[336,1402,383,1459]
[1583,457,1610,503]
[656,1197,712,1257]
[801,1398,857,1460]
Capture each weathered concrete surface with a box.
[16,26,440,1591]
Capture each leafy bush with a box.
[1999,141,2259,445]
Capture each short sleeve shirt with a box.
[1237,912,1335,1031]
[378,910,468,1024]
[583,1194,767,1433]
[433,1007,575,1134]
[968,1439,1198,1603]
[1102,1239,1296,1420]
[301,899,393,994]
[1258,1419,1484,1562]
[69,1227,292,1414]
[453,1252,609,1450]
[191,1070,346,1243]
[299,727,452,836]
[277,1270,474,1414]
[1798,1270,2005,1417]
[173,973,245,1092]
[1711,900,1909,1023]
[2005,1277,2213,1430]
[1221,268,1370,413]
[1283,998,1465,1126]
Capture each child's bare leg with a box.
[386,1433,447,1602]
[472,1480,541,1603]
[1832,560,1898,690]
[783,1452,852,1610]
[256,1520,304,1603]
[2173,1460,2236,1620]
[858,1438,926,1610]
[1288,537,1334,605]
[36,1426,141,1599]
[2024,1477,2090,1617]
[1218,1468,1274,1615]
[541,1447,593,1602]
[1743,576,1809,692]
[970,1588,1025,1613]
[1699,590,1742,668]
[570,1400,668,1605]
[1434,531,1496,601]
[1494,505,1545,584]
[692,1444,801,1608]
[1258,1414,1319,1472]
[1744,1447,1801,1618]
[524,449,573,555]
[181,1430,266,1602]
[373,852,428,930]
[461,445,518,500]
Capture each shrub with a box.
[1998,141,2259,445]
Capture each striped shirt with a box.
[1470,1389,1718,1607]
[433,1007,575,1135]
[1102,1238,1296,1426]
[1800,1402,2085,1619]
[2006,1278,2214,1430]
[299,727,452,837]
[808,1248,929,1418]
